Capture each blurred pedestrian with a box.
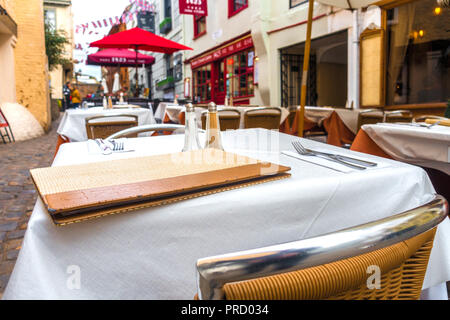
[63,82,71,111]
[71,84,81,108]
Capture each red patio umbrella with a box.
[90,27,193,96]
[87,48,155,67]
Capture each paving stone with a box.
[0,116,60,296]
[0,222,18,232]
[6,230,26,240]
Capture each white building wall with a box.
[183,0,381,107]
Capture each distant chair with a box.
[243,107,282,130]
[201,109,241,131]
[85,114,138,139]
[356,109,384,132]
[413,115,448,123]
[195,195,448,300]
[0,107,15,144]
[384,110,413,123]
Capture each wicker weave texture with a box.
[85,115,139,139]
[223,229,436,300]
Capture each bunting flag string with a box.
[75,0,156,34]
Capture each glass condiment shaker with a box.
[205,102,224,150]
[103,96,108,109]
[182,103,202,152]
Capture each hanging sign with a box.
[190,35,253,69]
[179,0,208,16]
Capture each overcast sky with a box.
[72,0,132,80]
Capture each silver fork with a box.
[292,141,366,170]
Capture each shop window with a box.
[193,15,206,39]
[193,64,212,103]
[227,49,255,98]
[290,0,307,8]
[385,0,449,105]
[228,0,248,18]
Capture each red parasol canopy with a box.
[90,27,192,54]
[87,48,155,67]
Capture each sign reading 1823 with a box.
[179,0,208,16]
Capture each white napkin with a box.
[282,150,386,173]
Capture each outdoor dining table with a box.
[155,103,290,129]
[280,106,375,147]
[57,106,156,142]
[351,122,450,201]
[3,128,449,299]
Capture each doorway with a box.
[280,30,348,108]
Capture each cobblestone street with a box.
[0,116,60,298]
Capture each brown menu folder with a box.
[30,149,291,226]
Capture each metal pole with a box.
[298,0,314,137]
[135,45,139,97]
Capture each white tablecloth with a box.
[57,107,156,142]
[156,104,289,129]
[363,123,450,175]
[304,107,382,134]
[3,129,449,299]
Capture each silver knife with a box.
[305,148,377,167]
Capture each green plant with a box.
[159,17,172,29]
[44,21,70,71]
[156,76,174,87]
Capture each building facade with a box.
[44,0,74,100]
[183,0,381,107]
[182,0,448,114]
[0,0,51,131]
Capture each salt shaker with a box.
[182,103,201,152]
[102,96,107,109]
[205,102,224,150]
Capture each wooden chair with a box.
[243,107,282,130]
[384,110,413,123]
[201,109,241,131]
[195,195,448,300]
[0,107,15,143]
[85,114,138,139]
[413,115,448,123]
[356,109,384,132]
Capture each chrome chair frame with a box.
[196,195,448,300]
[106,124,206,139]
[106,124,185,139]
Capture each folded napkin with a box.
[282,150,385,173]
[425,119,450,127]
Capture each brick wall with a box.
[13,0,51,131]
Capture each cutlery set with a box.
[291,140,377,171]
[95,139,125,155]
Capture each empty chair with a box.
[356,109,384,132]
[195,195,448,300]
[413,115,448,123]
[85,114,138,139]
[384,110,413,123]
[107,124,186,139]
[201,109,241,131]
[243,107,282,130]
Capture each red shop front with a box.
[188,33,255,105]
